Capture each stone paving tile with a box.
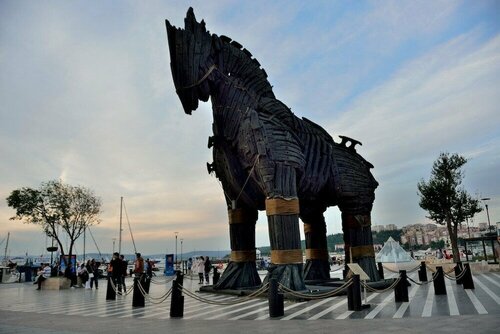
[0,271,499,333]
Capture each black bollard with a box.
[132,275,145,307]
[106,276,116,300]
[418,261,428,282]
[433,266,447,295]
[377,262,385,280]
[170,271,184,318]
[268,277,284,318]
[394,270,409,302]
[212,266,220,286]
[454,262,463,285]
[462,263,475,290]
[347,274,362,311]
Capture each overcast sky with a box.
[1,0,498,257]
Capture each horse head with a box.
[165,7,213,114]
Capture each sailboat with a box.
[0,232,20,283]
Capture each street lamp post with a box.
[180,239,183,273]
[481,198,492,232]
[466,216,471,238]
[174,232,179,269]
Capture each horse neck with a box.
[209,73,259,140]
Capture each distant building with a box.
[386,224,397,231]
[372,225,385,233]
[334,244,345,251]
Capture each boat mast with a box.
[4,232,9,262]
[118,197,123,254]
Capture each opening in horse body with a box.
[166,8,380,290]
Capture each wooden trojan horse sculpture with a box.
[165,8,380,290]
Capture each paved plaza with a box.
[0,269,499,333]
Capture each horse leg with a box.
[340,210,380,281]
[215,207,261,289]
[301,207,330,281]
[263,163,305,290]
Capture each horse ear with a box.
[185,7,198,32]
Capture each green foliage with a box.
[372,230,402,244]
[417,153,482,226]
[6,180,102,260]
[417,152,482,261]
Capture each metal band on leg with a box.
[270,249,303,264]
[231,250,257,262]
[265,198,300,216]
[305,248,330,261]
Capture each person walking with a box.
[204,256,212,285]
[87,259,99,289]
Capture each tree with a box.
[6,180,102,265]
[417,153,482,262]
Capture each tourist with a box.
[134,253,144,277]
[77,263,89,287]
[197,256,204,284]
[65,262,77,287]
[187,257,192,276]
[436,249,443,260]
[87,259,99,289]
[495,236,500,260]
[34,263,51,290]
[109,252,122,292]
[119,254,128,291]
[204,256,212,285]
[145,258,153,278]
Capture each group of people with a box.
[76,259,100,289]
[33,258,100,290]
[107,252,155,292]
[190,256,212,285]
[107,252,131,293]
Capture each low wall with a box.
[41,277,71,290]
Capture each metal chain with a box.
[277,279,353,300]
[178,282,269,305]
[109,277,134,295]
[135,280,173,304]
[136,283,173,304]
[150,276,176,285]
[381,265,401,274]
[406,264,422,273]
[381,264,420,274]
[444,266,468,281]
[425,264,456,274]
[361,277,401,293]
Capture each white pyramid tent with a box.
[375,237,413,263]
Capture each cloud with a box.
[331,30,500,226]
